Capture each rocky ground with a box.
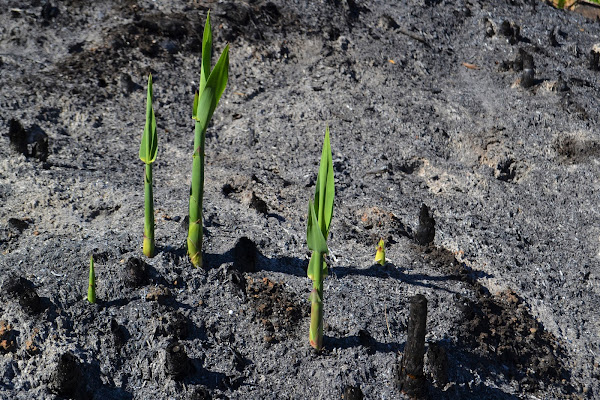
[1,0,600,399]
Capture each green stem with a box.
[309,251,324,350]
[87,256,96,304]
[187,118,205,268]
[143,163,155,258]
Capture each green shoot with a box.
[139,74,158,258]
[306,126,334,351]
[375,239,386,265]
[187,12,230,268]
[87,255,96,304]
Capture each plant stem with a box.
[143,163,155,258]
[187,116,205,268]
[309,251,324,350]
[87,256,96,304]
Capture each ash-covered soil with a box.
[1,0,600,399]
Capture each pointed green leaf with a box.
[139,74,158,164]
[207,44,230,106]
[194,44,230,132]
[306,200,328,255]
[313,126,334,238]
[199,11,213,96]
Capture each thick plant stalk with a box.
[187,110,206,267]
[87,256,96,304]
[139,74,158,258]
[143,163,155,257]
[309,251,324,349]
[187,12,229,268]
[306,127,334,351]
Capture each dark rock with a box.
[496,157,516,181]
[556,74,569,92]
[589,50,599,71]
[7,218,29,235]
[499,20,520,44]
[123,257,149,288]
[68,42,84,54]
[154,311,190,340]
[513,48,528,71]
[227,268,246,294]
[377,15,399,31]
[548,28,559,47]
[165,341,193,380]
[521,52,535,88]
[3,275,44,314]
[7,119,49,161]
[484,18,495,37]
[343,385,364,400]
[48,352,82,397]
[110,319,128,349]
[222,183,235,196]
[414,204,435,245]
[41,2,59,21]
[249,192,268,214]
[232,236,257,273]
[188,386,211,400]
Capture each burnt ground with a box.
[1,0,600,399]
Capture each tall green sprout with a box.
[306,126,334,351]
[87,255,96,304]
[187,12,230,268]
[139,74,158,258]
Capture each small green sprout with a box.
[187,12,230,268]
[87,255,96,304]
[306,126,334,351]
[375,239,386,265]
[139,74,158,258]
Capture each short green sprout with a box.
[187,12,230,268]
[87,255,96,304]
[306,126,334,351]
[375,239,386,265]
[139,74,158,258]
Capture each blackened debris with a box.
[249,192,268,215]
[426,342,449,388]
[110,318,128,350]
[3,275,44,314]
[521,52,535,88]
[123,257,149,288]
[343,385,364,400]
[589,49,600,71]
[415,204,435,245]
[41,2,59,21]
[48,352,82,397]
[499,20,521,44]
[165,341,193,380]
[7,119,49,161]
[233,237,257,273]
[496,157,516,181]
[397,294,428,398]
